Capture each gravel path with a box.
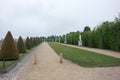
[16,42,120,80]
[0,45,40,80]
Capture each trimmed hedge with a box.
[26,37,31,49]
[0,31,19,61]
[46,16,120,52]
[82,20,120,52]
[17,36,26,53]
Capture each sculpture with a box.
[78,34,82,46]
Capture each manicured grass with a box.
[0,60,16,70]
[48,42,120,67]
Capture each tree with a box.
[30,37,33,48]
[35,37,41,45]
[0,31,19,61]
[84,26,91,32]
[81,16,120,52]
[17,36,26,53]
[26,37,31,49]
[33,38,37,46]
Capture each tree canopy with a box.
[84,26,91,32]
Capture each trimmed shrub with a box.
[26,37,31,49]
[33,38,37,46]
[17,36,26,53]
[33,37,41,46]
[0,31,19,61]
[30,37,34,48]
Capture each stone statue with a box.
[59,37,60,43]
[78,34,82,46]
[64,36,67,44]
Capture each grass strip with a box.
[48,42,120,67]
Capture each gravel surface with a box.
[0,45,41,80]
[16,42,120,80]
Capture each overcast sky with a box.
[0,0,120,39]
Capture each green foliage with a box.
[48,42,120,67]
[45,16,120,52]
[40,37,46,42]
[33,38,37,46]
[82,18,120,52]
[60,35,65,43]
[35,37,41,45]
[46,35,56,42]
[58,31,80,45]
[17,36,26,53]
[25,37,31,49]
[0,48,33,70]
[0,60,16,70]
[30,37,34,48]
[0,31,19,61]
[32,37,41,46]
[84,26,91,32]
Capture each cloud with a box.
[0,0,120,39]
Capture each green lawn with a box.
[48,42,120,67]
[0,60,16,70]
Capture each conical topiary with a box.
[26,37,31,49]
[30,37,33,48]
[17,36,26,53]
[0,31,19,61]
[33,38,37,46]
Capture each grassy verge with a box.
[48,42,120,67]
[0,49,33,70]
[0,60,16,70]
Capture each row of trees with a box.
[46,16,120,52]
[0,31,41,61]
[46,31,80,45]
[60,31,80,45]
[82,17,120,52]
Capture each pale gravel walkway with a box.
[16,42,120,80]
[60,43,120,58]
[0,44,40,80]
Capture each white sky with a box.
[0,0,120,39]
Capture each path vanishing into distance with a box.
[15,42,120,80]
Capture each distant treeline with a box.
[46,16,120,52]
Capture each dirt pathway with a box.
[0,44,40,80]
[16,42,120,80]
[61,43,120,58]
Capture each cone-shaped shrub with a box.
[17,36,26,53]
[0,31,19,61]
[36,37,41,45]
[33,38,37,46]
[30,37,33,48]
[26,37,31,49]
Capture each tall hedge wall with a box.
[82,18,120,52]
